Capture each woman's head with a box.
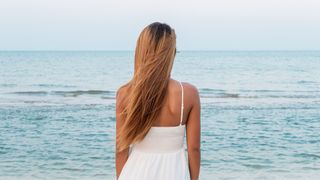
[117,22,176,152]
[134,22,176,76]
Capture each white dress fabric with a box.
[118,81,190,180]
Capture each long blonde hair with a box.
[117,22,177,152]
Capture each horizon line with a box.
[1,50,320,52]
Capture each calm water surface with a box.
[0,51,320,179]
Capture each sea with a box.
[0,51,319,180]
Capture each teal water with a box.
[0,51,320,179]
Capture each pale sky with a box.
[0,0,319,50]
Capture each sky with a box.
[0,0,319,51]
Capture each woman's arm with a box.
[186,84,201,180]
[115,87,129,179]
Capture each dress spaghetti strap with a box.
[178,81,184,126]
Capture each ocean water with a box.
[0,51,320,180]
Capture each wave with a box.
[297,80,317,84]
[199,88,320,99]
[30,84,77,88]
[294,153,320,159]
[200,94,320,99]
[12,91,48,96]
[9,90,115,98]
[52,90,114,97]
[0,83,17,87]
[201,93,241,98]
[6,88,320,100]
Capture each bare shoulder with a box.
[116,83,129,109]
[116,85,126,99]
[180,82,200,112]
[181,82,200,101]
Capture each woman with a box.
[115,22,201,180]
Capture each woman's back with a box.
[153,79,188,127]
[118,79,191,180]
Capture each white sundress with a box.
[118,81,190,180]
